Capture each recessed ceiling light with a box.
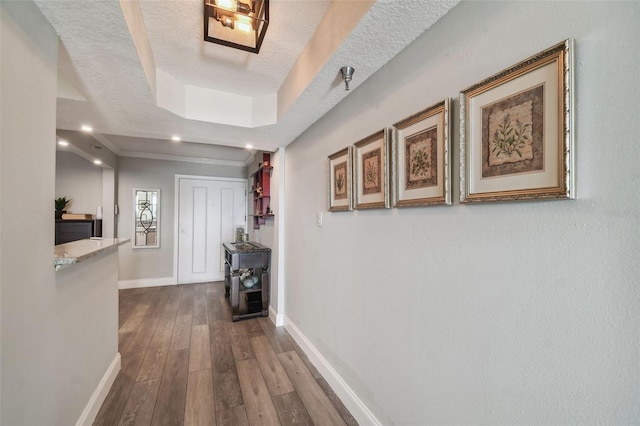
[245,144,253,150]
[81,125,93,132]
[58,140,69,147]
[93,159,102,165]
[171,135,181,142]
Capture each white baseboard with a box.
[269,305,285,327]
[119,276,176,289]
[76,352,121,426]
[284,317,381,426]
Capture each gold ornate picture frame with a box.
[353,129,391,209]
[328,146,353,211]
[460,39,575,203]
[393,99,450,207]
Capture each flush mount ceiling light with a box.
[204,0,269,54]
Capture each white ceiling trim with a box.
[90,133,122,156]
[120,151,246,167]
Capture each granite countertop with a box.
[54,238,130,270]
[223,241,271,254]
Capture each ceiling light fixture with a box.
[245,144,253,150]
[340,66,355,91]
[58,140,69,147]
[171,135,181,142]
[93,159,102,165]
[81,125,93,132]
[204,0,269,54]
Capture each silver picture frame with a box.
[328,146,353,212]
[393,99,451,207]
[460,39,575,203]
[353,129,391,209]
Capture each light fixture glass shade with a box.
[204,0,269,54]
[217,0,234,9]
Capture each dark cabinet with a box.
[55,219,102,245]
[223,241,271,321]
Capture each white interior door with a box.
[178,178,246,284]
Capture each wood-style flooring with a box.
[94,282,357,426]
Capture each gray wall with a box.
[1,2,118,424]
[284,1,640,424]
[56,150,103,215]
[117,156,246,282]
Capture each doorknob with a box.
[181,228,187,234]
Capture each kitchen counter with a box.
[54,237,130,270]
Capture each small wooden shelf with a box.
[251,153,274,229]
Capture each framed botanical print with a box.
[328,146,353,211]
[460,39,575,202]
[393,99,450,206]
[353,129,391,209]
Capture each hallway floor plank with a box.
[94,282,357,426]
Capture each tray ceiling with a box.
[37,0,459,163]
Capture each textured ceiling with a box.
[36,0,460,163]
[141,0,331,96]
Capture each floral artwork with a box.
[393,99,450,207]
[333,161,347,200]
[328,146,352,211]
[490,109,532,163]
[405,126,438,190]
[353,129,390,209]
[481,85,544,178]
[460,39,574,202]
[362,148,381,195]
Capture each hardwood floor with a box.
[94,282,358,426]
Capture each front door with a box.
[177,177,246,284]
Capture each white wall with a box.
[1,2,58,422]
[56,150,103,214]
[117,156,246,282]
[284,2,640,424]
[53,252,120,425]
[1,3,121,424]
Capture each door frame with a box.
[173,174,248,285]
